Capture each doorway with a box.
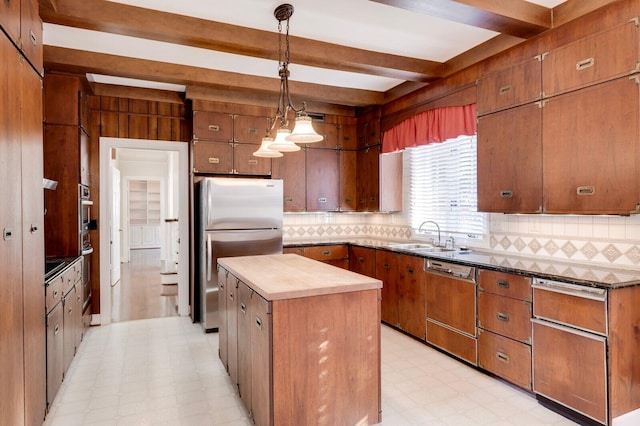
[99,137,189,325]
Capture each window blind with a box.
[408,135,487,238]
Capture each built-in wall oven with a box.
[79,184,93,311]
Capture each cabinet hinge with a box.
[535,100,547,108]
[536,52,549,62]
[630,74,640,85]
[629,17,640,27]
[230,114,237,119]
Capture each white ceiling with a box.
[43,0,568,94]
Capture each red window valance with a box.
[382,104,477,153]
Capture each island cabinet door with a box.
[218,268,228,370]
[398,254,426,340]
[250,293,272,426]
[227,276,240,386]
[237,282,253,411]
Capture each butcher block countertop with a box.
[218,253,382,301]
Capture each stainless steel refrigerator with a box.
[196,177,283,332]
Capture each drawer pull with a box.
[208,124,220,132]
[208,157,220,164]
[54,324,60,336]
[383,263,390,269]
[30,30,37,45]
[240,303,247,314]
[255,316,262,330]
[358,257,365,263]
[220,283,224,290]
[577,186,595,195]
[576,57,595,70]
[248,159,258,165]
[499,85,512,95]
[496,280,510,289]
[53,289,58,298]
[496,312,510,322]
[248,128,258,135]
[407,267,414,275]
[229,292,234,301]
[322,250,331,256]
[500,190,513,198]
[318,197,327,203]
[496,352,510,363]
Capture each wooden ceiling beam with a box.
[44,46,385,106]
[370,0,552,38]
[40,0,443,82]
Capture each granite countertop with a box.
[284,239,640,290]
[218,253,382,301]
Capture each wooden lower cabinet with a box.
[375,250,400,327]
[478,329,532,390]
[218,269,228,370]
[237,281,253,411]
[45,300,64,410]
[349,245,376,277]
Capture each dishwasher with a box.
[425,259,478,365]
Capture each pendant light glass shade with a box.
[269,128,300,152]
[286,115,324,143]
[253,137,283,158]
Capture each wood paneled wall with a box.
[86,95,190,315]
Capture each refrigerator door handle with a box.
[206,233,212,282]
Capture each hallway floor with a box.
[43,317,577,425]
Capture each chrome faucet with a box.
[418,221,441,247]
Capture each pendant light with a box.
[253,136,283,158]
[253,3,323,158]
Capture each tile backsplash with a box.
[283,211,640,270]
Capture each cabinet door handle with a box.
[322,250,331,256]
[219,283,224,290]
[500,190,513,198]
[499,85,512,95]
[208,157,220,164]
[248,159,258,165]
[30,30,37,45]
[284,197,293,202]
[30,225,38,233]
[496,312,510,322]
[576,57,595,70]
[383,263,390,269]
[496,352,509,363]
[240,303,247,314]
[53,289,58,298]
[229,292,234,301]
[54,324,60,336]
[248,128,258,135]
[496,280,510,289]
[577,186,595,195]
[208,124,220,131]
[358,257,365,263]
[255,316,262,330]
[318,197,327,203]
[407,267,414,275]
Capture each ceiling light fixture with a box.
[253,3,323,158]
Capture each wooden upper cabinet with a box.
[477,102,543,213]
[477,56,542,116]
[44,74,87,128]
[234,115,268,144]
[357,145,380,211]
[339,150,357,212]
[357,118,381,149]
[193,111,233,142]
[0,0,42,74]
[233,143,271,176]
[338,124,358,150]
[304,121,338,149]
[192,140,234,174]
[272,149,306,212]
[306,148,339,211]
[542,76,640,214]
[542,19,640,97]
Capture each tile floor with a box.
[44,317,577,426]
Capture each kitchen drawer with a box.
[283,246,304,256]
[478,269,531,301]
[303,245,348,261]
[478,292,532,344]
[46,275,63,313]
[478,329,531,391]
[323,258,350,270]
[193,111,233,142]
[62,267,75,295]
[426,320,477,366]
[533,279,607,335]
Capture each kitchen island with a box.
[217,253,382,426]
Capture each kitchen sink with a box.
[387,243,435,250]
[411,247,457,253]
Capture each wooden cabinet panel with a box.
[478,329,532,390]
[532,320,607,424]
[237,282,253,410]
[234,114,268,143]
[542,76,640,214]
[357,145,380,211]
[306,149,339,211]
[375,250,399,327]
[426,272,476,336]
[348,246,376,277]
[218,269,228,370]
[305,121,339,149]
[477,103,543,213]
[233,143,272,176]
[62,286,76,374]
[272,149,305,212]
[379,151,402,212]
[339,150,357,211]
[426,320,477,365]
[542,20,640,97]
[398,254,426,340]
[478,292,532,344]
[45,301,63,408]
[192,140,234,174]
[20,0,43,74]
[357,117,381,149]
[192,111,233,142]
[338,124,358,150]
[227,275,239,386]
[44,74,85,127]
[533,285,606,335]
[250,292,272,426]
[477,56,542,116]
[0,0,21,45]
[478,270,532,302]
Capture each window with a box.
[408,134,487,241]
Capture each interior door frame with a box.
[99,137,190,324]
